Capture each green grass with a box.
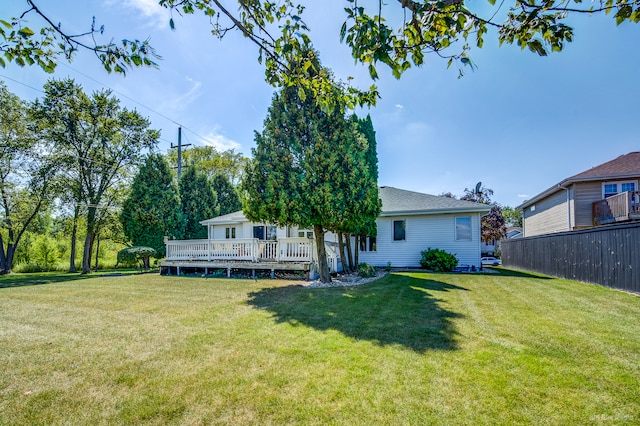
[1,270,639,425]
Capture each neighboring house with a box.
[505,226,523,239]
[358,186,491,268]
[161,186,491,274]
[519,152,640,237]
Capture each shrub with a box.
[419,248,458,272]
[117,246,156,270]
[357,262,377,278]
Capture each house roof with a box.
[200,210,248,226]
[519,152,640,209]
[378,186,491,216]
[199,186,491,226]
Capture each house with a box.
[160,186,491,275]
[358,187,491,268]
[519,152,640,237]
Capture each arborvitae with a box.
[212,173,241,216]
[179,165,219,239]
[121,153,184,256]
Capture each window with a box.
[455,217,472,241]
[225,227,236,239]
[358,236,377,252]
[266,226,277,241]
[393,220,406,241]
[298,229,314,238]
[369,237,377,252]
[602,181,637,198]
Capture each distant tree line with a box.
[0,79,243,274]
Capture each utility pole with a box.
[171,127,191,180]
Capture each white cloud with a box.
[163,77,202,111]
[201,131,242,152]
[395,104,404,109]
[117,0,171,29]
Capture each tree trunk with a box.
[313,224,331,283]
[143,256,150,270]
[81,207,97,274]
[94,234,100,271]
[337,232,348,273]
[68,205,79,273]
[354,235,360,268]
[0,233,17,274]
[346,234,354,271]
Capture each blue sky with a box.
[2,0,639,207]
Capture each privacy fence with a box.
[501,222,640,293]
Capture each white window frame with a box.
[602,180,638,199]
[225,227,236,239]
[455,216,472,241]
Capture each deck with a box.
[592,191,640,226]
[159,237,340,276]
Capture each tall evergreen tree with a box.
[121,153,184,256]
[243,54,378,282]
[212,173,241,216]
[179,165,219,239]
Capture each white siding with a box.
[359,213,483,268]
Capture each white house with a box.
[160,186,490,275]
[357,187,491,268]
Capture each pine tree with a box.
[212,173,241,216]
[179,165,219,239]
[121,153,184,256]
[243,58,379,282]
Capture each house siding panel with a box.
[359,213,482,268]
[523,190,569,237]
[573,181,602,228]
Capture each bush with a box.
[419,248,458,272]
[357,262,377,278]
[117,246,156,269]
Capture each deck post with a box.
[252,269,256,279]
[227,267,231,278]
[271,269,275,279]
[177,266,181,276]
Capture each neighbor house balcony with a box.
[592,191,640,226]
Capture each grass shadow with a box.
[0,271,119,289]
[492,267,552,279]
[247,273,465,352]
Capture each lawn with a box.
[1,270,639,425]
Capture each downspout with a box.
[559,183,572,231]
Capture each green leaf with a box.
[0,20,12,29]
[18,27,35,38]
[169,18,175,30]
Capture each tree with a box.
[1,0,159,74]
[168,146,248,186]
[33,78,159,273]
[482,205,506,244]
[0,82,56,273]
[502,206,523,227]
[243,52,379,283]
[212,173,241,216]
[5,1,639,107]
[121,153,184,257]
[179,165,219,239]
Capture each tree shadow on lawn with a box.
[492,268,553,280]
[0,272,96,289]
[247,273,466,352]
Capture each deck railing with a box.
[592,191,640,225]
[165,237,316,263]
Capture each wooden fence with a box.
[501,222,640,293]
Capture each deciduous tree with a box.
[33,78,159,273]
[212,173,241,216]
[0,82,56,273]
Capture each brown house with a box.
[519,152,640,237]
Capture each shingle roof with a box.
[200,210,247,225]
[519,152,640,209]
[379,186,491,215]
[567,152,640,180]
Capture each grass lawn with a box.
[1,270,639,425]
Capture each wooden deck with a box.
[593,191,640,225]
[159,237,340,277]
